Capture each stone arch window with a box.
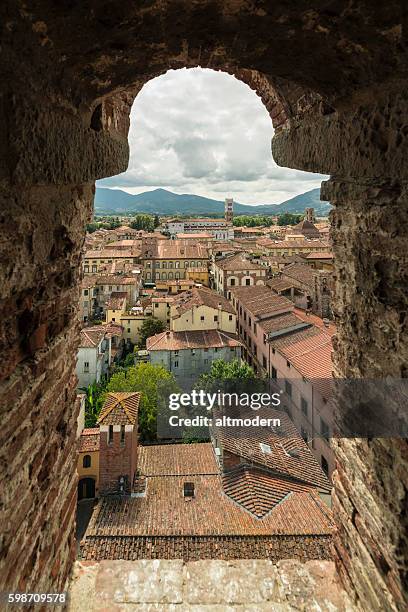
[83,454,91,468]
[3,11,406,609]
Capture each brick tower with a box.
[225,198,233,223]
[97,392,140,495]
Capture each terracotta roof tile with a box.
[172,286,235,317]
[147,330,241,351]
[138,443,219,476]
[230,285,293,319]
[78,428,100,452]
[214,407,331,491]
[222,465,318,518]
[97,392,141,425]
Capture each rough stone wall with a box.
[0,183,93,593]
[321,178,408,611]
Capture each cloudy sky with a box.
[97,68,327,205]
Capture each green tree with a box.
[153,214,160,228]
[84,381,107,427]
[197,358,264,396]
[130,214,155,232]
[138,317,165,348]
[106,362,179,441]
[277,212,302,226]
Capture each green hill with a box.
[94,187,330,216]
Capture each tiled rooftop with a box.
[146,330,241,351]
[215,252,263,271]
[78,428,100,453]
[231,285,294,319]
[215,407,332,491]
[106,291,127,310]
[138,443,219,476]
[172,286,235,317]
[222,465,318,518]
[82,473,333,540]
[97,392,140,426]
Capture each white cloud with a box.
[98,68,328,204]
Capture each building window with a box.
[230,278,236,286]
[321,455,329,476]
[285,380,292,397]
[249,317,252,326]
[301,427,308,442]
[162,261,167,268]
[214,315,218,322]
[84,289,88,296]
[156,272,160,280]
[245,278,251,286]
[321,418,330,441]
[174,360,179,368]
[120,425,125,446]
[83,454,91,468]
[286,360,291,368]
[83,362,89,373]
[301,397,308,416]
[271,366,277,379]
[263,356,267,368]
[127,328,130,333]
[108,425,114,445]
[229,315,233,321]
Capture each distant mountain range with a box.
[94,187,330,217]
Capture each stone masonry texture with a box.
[0,2,407,610]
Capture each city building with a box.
[169,286,236,334]
[83,249,141,274]
[77,428,100,500]
[147,329,241,382]
[256,238,329,258]
[165,218,233,240]
[224,197,233,223]
[142,240,209,283]
[267,262,333,317]
[80,410,334,561]
[76,323,124,389]
[97,392,141,495]
[212,252,267,297]
[230,285,335,475]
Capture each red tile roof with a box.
[78,428,100,452]
[146,330,241,351]
[106,292,127,310]
[172,286,235,317]
[230,285,294,319]
[97,392,141,425]
[138,443,219,476]
[222,465,319,518]
[215,407,331,491]
[215,252,264,272]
